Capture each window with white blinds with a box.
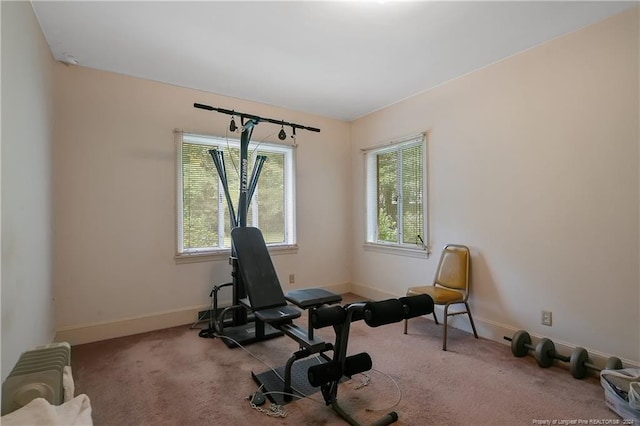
[177,132,295,256]
[364,134,428,255]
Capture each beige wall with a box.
[5,2,636,367]
[1,1,56,381]
[53,65,351,341]
[351,8,639,363]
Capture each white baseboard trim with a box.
[349,282,399,301]
[348,283,639,370]
[55,281,639,369]
[54,305,209,346]
[479,318,639,370]
[429,310,639,369]
[54,283,352,346]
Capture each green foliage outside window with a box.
[181,139,288,251]
[377,151,398,242]
[182,143,218,249]
[375,142,423,245]
[377,207,398,242]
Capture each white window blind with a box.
[177,132,296,256]
[364,134,428,255]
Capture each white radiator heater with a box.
[1,342,71,416]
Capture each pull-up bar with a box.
[193,103,321,133]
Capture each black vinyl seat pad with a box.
[254,305,302,324]
[286,288,342,309]
[231,227,338,325]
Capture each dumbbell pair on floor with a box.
[505,330,623,379]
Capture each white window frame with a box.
[176,132,297,262]
[363,133,429,258]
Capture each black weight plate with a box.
[605,357,622,371]
[535,338,555,368]
[570,347,588,379]
[511,330,531,357]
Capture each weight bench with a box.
[200,232,342,348]
[231,226,434,426]
[231,227,342,397]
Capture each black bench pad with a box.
[254,305,301,325]
[286,288,342,309]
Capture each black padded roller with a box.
[399,294,434,319]
[363,299,405,327]
[344,352,372,377]
[312,306,346,329]
[308,362,342,387]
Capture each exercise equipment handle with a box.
[400,294,434,318]
[364,299,405,327]
[363,295,433,327]
[194,102,321,133]
[343,352,372,377]
[194,103,217,111]
[312,305,347,329]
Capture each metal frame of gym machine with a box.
[194,102,321,347]
[193,104,424,426]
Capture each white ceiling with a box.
[32,1,637,121]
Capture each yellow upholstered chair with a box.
[403,244,478,351]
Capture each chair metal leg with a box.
[432,311,439,325]
[465,302,479,339]
[442,304,450,351]
[403,318,408,334]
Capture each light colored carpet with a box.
[71,295,618,425]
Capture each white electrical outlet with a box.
[541,310,552,326]
[289,274,295,284]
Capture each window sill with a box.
[175,244,299,264]
[363,242,430,259]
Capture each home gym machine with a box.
[193,104,436,424]
[193,103,337,347]
[231,226,435,426]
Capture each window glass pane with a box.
[182,142,218,249]
[401,144,423,245]
[365,135,426,251]
[377,151,398,243]
[258,151,285,244]
[179,134,293,254]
